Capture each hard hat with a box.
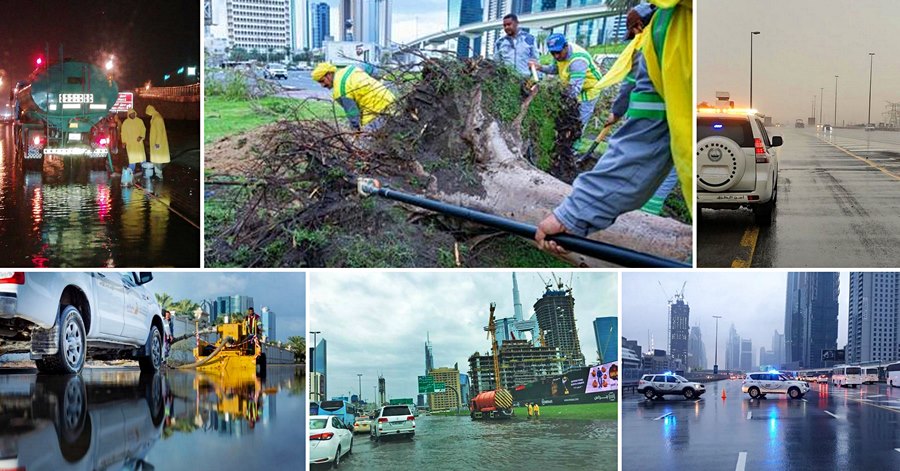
[547,33,567,53]
[311,62,337,82]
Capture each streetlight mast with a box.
[750,31,760,108]
[712,316,723,374]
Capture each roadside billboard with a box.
[511,362,619,404]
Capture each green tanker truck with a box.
[12,58,119,168]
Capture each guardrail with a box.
[135,83,200,102]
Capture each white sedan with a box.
[309,415,353,467]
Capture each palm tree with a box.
[155,293,174,312]
[172,299,200,319]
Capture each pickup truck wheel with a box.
[37,305,86,374]
[138,324,163,373]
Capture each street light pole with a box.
[750,31,760,108]
[357,373,363,405]
[820,87,824,125]
[310,330,321,400]
[867,52,875,127]
[713,316,722,374]
[834,75,839,126]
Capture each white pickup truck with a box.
[0,272,165,374]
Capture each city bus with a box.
[832,365,862,388]
[319,400,358,428]
[888,362,900,388]
[862,367,879,385]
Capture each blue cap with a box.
[547,33,567,53]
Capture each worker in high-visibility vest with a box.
[535,0,692,252]
[530,34,603,132]
[312,62,396,131]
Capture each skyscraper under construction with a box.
[534,280,585,370]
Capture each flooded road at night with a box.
[0,366,305,470]
[0,123,200,267]
[322,414,617,471]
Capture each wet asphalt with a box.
[0,122,200,267]
[698,128,900,267]
[317,414,617,471]
[622,379,900,469]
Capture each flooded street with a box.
[0,366,305,470]
[0,122,200,267]
[327,415,617,470]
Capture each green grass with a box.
[513,401,617,420]
[474,236,571,268]
[204,95,343,143]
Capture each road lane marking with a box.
[895,449,900,454]
[735,452,748,471]
[653,412,673,421]
[816,135,900,181]
[746,412,752,420]
[824,410,839,419]
[801,399,808,402]
[866,395,886,398]
[731,226,759,268]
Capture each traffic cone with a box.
[721,389,727,400]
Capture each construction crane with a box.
[471,302,514,420]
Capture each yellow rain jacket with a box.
[146,105,171,164]
[592,0,693,212]
[120,111,146,165]
[556,43,604,102]
[332,66,395,127]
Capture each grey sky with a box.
[622,272,849,368]
[698,0,900,125]
[310,271,617,402]
[149,271,306,343]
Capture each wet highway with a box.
[0,122,200,267]
[698,128,900,267]
[0,365,305,470]
[319,413,617,471]
[622,379,900,469]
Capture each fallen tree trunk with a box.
[421,86,691,266]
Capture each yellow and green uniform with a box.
[332,66,396,127]
[544,43,604,102]
[553,0,693,237]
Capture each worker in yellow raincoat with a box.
[311,62,396,131]
[146,105,170,179]
[120,109,146,174]
[535,0,692,254]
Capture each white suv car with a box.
[697,110,782,226]
[0,272,165,374]
[371,405,415,441]
[637,373,706,400]
[742,372,809,399]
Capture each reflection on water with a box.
[0,366,306,470]
[0,124,199,267]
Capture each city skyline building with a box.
[468,339,563,394]
[726,324,740,371]
[533,283,585,369]
[772,330,784,367]
[223,0,292,52]
[311,338,327,400]
[427,366,462,411]
[340,0,391,46]
[848,272,900,364]
[667,294,690,367]
[260,307,277,342]
[310,2,331,49]
[216,295,254,319]
[784,272,839,368]
[593,316,617,363]
[688,325,707,371]
[740,338,753,372]
[449,0,483,58]
[425,332,435,375]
